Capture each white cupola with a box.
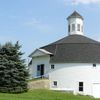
[67,11,84,35]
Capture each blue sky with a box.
[0,0,100,63]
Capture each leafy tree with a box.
[0,42,28,93]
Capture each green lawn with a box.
[0,89,99,100]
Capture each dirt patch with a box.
[28,79,50,90]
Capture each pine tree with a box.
[0,42,28,93]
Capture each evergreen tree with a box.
[0,42,28,93]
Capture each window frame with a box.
[77,24,80,31]
[93,64,96,67]
[51,65,55,69]
[37,65,41,71]
[68,25,70,32]
[72,24,75,32]
[79,82,84,92]
[81,26,83,32]
[53,81,57,86]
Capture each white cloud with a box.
[24,18,52,33]
[63,0,100,5]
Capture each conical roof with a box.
[67,11,83,20]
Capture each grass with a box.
[0,89,99,100]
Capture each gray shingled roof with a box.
[41,35,100,63]
[67,11,83,20]
[52,35,99,44]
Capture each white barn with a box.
[29,11,100,98]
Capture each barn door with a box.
[93,83,100,98]
[37,64,44,77]
[40,64,44,76]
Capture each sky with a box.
[0,0,100,63]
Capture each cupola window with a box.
[72,24,75,31]
[68,25,70,32]
[81,26,83,32]
[77,24,80,31]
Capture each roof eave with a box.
[29,48,53,58]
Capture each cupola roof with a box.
[67,11,83,20]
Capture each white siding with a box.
[49,63,100,96]
[29,55,50,79]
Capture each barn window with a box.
[93,64,96,67]
[79,82,83,92]
[37,65,41,71]
[53,81,57,86]
[51,65,55,69]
